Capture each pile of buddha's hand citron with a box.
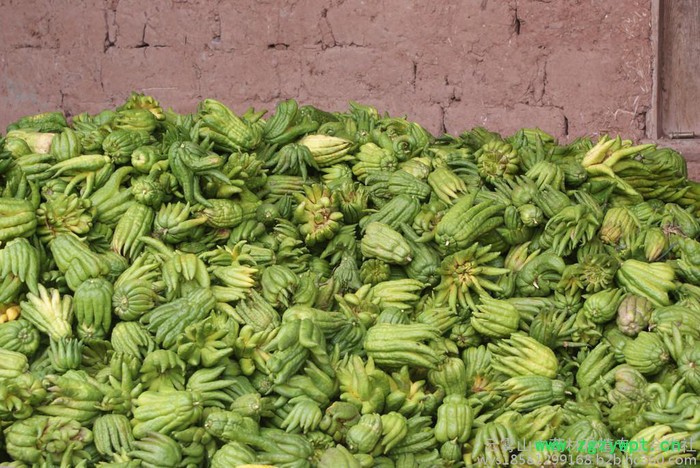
[2,92,700,467]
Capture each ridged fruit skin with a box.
[489,333,559,378]
[427,357,468,396]
[616,260,676,307]
[623,331,670,375]
[471,296,520,338]
[434,395,474,443]
[361,222,413,265]
[576,342,616,388]
[434,192,505,253]
[0,348,29,379]
[345,413,382,454]
[616,294,653,336]
[0,198,37,242]
[3,415,93,465]
[0,319,40,356]
[73,277,113,339]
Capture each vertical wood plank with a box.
[650,0,662,139]
[659,0,700,136]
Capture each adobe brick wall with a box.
[0,0,654,144]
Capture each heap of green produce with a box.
[1,93,700,467]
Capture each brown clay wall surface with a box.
[0,0,654,144]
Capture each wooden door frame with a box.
[649,0,662,140]
[649,0,700,161]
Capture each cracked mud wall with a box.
[0,0,653,143]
